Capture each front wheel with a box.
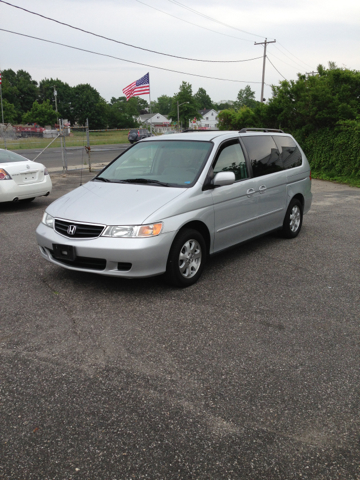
[166,229,206,287]
[281,199,303,238]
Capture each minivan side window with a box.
[273,136,302,169]
[213,141,248,180]
[241,136,282,177]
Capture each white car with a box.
[0,149,52,203]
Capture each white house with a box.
[136,113,172,133]
[189,109,219,130]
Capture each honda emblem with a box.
[67,225,77,236]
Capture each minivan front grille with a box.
[55,219,105,238]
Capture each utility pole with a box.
[177,101,189,132]
[0,70,6,149]
[53,85,67,173]
[254,38,276,103]
[86,118,91,172]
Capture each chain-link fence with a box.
[1,123,129,149]
[0,121,131,172]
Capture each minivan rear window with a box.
[242,136,282,177]
[273,136,302,169]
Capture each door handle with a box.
[259,185,267,193]
[246,188,255,196]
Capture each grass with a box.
[1,130,130,151]
[311,171,360,188]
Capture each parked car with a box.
[128,128,150,144]
[0,149,52,203]
[36,129,312,287]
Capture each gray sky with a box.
[1,0,359,104]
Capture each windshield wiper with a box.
[123,178,170,187]
[93,176,110,182]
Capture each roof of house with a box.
[198,108,218,117]
[138,113,156,120]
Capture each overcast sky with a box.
[1,0,359,105]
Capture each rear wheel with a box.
[281,199,303,238]
[166,229,206,287]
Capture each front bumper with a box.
[36,223,175,278]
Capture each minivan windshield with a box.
[95,140,213,187]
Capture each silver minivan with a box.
[36,129,312,287]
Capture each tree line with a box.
[217,62,360,183]
[0,69,237,129]
[1,63,359,182]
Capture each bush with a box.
[295,120,360,180]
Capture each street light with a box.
[177,101,189,131]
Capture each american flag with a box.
[122,73,150,101]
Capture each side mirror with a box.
[213,171,236,186]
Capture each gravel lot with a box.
[1,171,359,479]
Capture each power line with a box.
[266,55,287,81]
[0,0,261,63]
[167,0,264,39]
[276,42,313,70]
[136,0,254,43]
[267,49,306,72]
[0,28,263,85]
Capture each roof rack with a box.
[181,129,220,133]
[238,128,284,133]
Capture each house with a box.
[136,113,172,133]
[188,109,219,130]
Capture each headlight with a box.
[42,212,55,228]
[102,222,163,238]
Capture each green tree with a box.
[214,100,234,111]
[71,84,108,128]
[107,97,137,128]
[39,78,75,124]
[218,106,258,130]
[1,99,18,124]
[234,85,258,110]
[151,95,173,115]
[22,100,58,126]
[194,88,213,110]
[1,69,39,122]
[266,63,360,134]
[169,82,198,129]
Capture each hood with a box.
[47,181,186,225]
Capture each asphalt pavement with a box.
[1,173,360,479]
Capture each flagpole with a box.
[0,71,6,150]
[148,72,152,135]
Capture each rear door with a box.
[241,135,287,235]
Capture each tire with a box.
[166,229,206,287]
[281,198,303,238]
